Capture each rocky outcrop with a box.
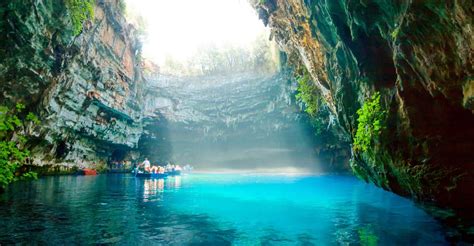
[254,0,473,240]
[0,0,144,168]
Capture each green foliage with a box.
[0,103,39,189]
[293,67,335,139]
[358,226,378,246]
[160,33,278,76]
[118,0,126,14]
[353,92,387,152]
[26,112,40,125]
[391,26,400,39]
[309,114,325,136]
[295,68,319,117]
[66,0,95,36]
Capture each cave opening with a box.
[110,149,127,162]
[126,0,330,172]
[55,140,68,159]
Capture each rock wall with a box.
[0,0,144,168]
[140,69,350,172]
[254,0,473,239]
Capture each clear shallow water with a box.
[0,173,448,245]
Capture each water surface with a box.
[0,174,448,245]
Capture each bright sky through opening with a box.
[125,0,269,64]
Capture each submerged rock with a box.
[252,0,473,240]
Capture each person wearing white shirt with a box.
[142,158,151,172]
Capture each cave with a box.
[55,140,68,159]
[0,0,472,244]
[110,149,127,162]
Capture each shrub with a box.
[66,0,95,36]
[353,92,386,152]
[0,103,39,189]
[295,68,319,117]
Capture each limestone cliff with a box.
[254,0,473,239]
[0,0,144,169]
[140,68,350,172]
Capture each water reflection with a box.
[167,176,181,189]
[142,176,181,202]
[143,179,164,202]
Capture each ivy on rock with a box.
[66,0,95,36]
[353,92,387,152]
[295,68,319,117]
[0,103,39,190]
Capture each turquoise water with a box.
[0,173,449,245]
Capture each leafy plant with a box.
[66,0,95,36]
[0,103,39,189]
[353,92,386,152]
[295,68,320,117]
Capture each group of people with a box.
[139,158,182,174]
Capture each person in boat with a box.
[142,158,151,172]
[150,164,159,174]
[158,166,165,174]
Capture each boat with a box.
[166,170,181,176]
[133,168,168,178]
[77,168,97,175]
[135,172,168,178]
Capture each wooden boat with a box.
[166,170,181,176]
[77,169,97,175]
[134,172,167,179]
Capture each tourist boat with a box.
[166,170,181,176]
[133,168,168,178]
[135,172,168,178]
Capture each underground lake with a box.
[0,173,450,245]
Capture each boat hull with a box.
[166,170,181,176]
[135,172,168,178]
[77,169,97,175]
